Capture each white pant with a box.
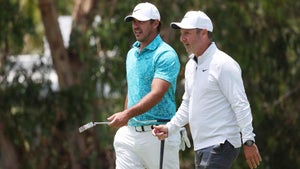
[114,126,180,169]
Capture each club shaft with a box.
[94,121,110,125]
[159,140,165,169]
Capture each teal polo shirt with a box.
[127,35,180,126]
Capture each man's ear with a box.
[152,20,160,28]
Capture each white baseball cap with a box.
[170,11,213,32]
[124,2,160,22]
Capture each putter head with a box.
[79,122,94,133]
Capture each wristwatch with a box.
[244,140,255,146]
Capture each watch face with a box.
[245,140,254,146]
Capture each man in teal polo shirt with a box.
[107,2,181,169]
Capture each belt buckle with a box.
[135,126,144,132]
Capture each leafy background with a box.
[0,0,299,169]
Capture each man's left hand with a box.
[243,143,262,169]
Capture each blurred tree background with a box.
[0,0,299,169]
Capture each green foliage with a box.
[0,56,117,168]
[0,0,35,55]
[0,0,299,169]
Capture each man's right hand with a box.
[107,111,130,128]
[152,125,168,140]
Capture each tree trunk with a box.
[72,0,98,31]
[67,0,98,74]
[38,0,74,89]
[0,122,19,169]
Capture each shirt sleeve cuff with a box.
[166,122,181,136]
[241,125,256,143]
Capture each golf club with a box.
[79,119,169,133]
[78,121,109,133]
[79,118,170,169]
